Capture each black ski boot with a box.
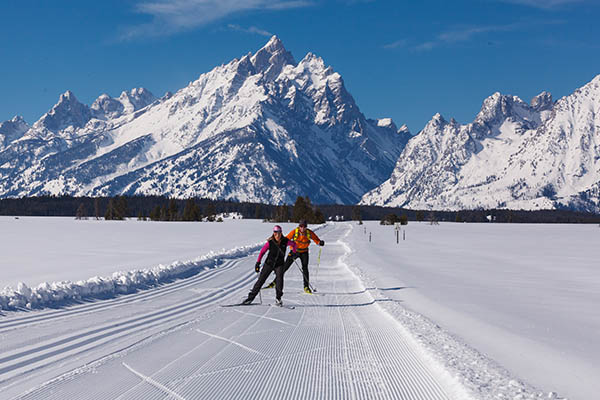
[241,297,253,305]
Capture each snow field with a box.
[343,221,599,400]
[0,218,302,310]
[1,223,467,399]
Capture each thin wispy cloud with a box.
[228,24,272,37]
[497,0,586,9]
[121,0,312,40]
[383,39,408,49]
[386,20,565,52]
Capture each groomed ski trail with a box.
[1,223,470,399]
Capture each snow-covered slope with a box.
[0,37,409,204]
[362,75,600,211]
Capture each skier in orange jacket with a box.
[265,219,324,293]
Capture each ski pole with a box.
[314,247,322,292]
[255,263,262,304]
[291,256,316,293]
[275,245,316,293]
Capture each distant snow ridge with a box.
[362,74,600,212]
[0,242,262,311]
[0,36,409,204]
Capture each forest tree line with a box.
[1,195,600,223]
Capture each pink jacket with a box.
[257,239,297,263]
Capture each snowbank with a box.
[0,242,262,311]
[1,222,327,311]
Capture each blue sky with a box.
[1,0,599,133]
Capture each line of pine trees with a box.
[148,199,217,221]
[3,195,600,223]
[270,196,326,224]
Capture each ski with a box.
[220,303,262,307]
[270,304,295,310]
[220,303,294,309]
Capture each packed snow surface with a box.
[0,219,596,399]
[346,221,599,400]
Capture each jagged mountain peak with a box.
[398,123,411,135]
[362,74,600,212]
[477,92,527,120]
[531,91,553,111]
[91,88,156,120]
[299,52,327,69]
[91,93,122,119]
[0,39,409,204]
[262,35,286,53]
[377,118,397,130]
[0,115,30,148]
[429,112,447,126]
[250,35,296,80]
[60,90,76,101]
[471,91,538,138]
[32,90,92,133]
[118,87,156,112]
[10,115,27,124]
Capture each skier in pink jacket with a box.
[242,225,297,306]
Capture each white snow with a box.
[362,75,600,211]
[0,217,302,291]
[345,221,599,400]
[0,219,596,400]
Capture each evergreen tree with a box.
[75,203,87,220]
[399,214,408,225]
[160,204,169,221]
[292,196,316,222]
[94,198,101,220]
[274,205,289,222]
[304,196,316,223]
[380,213,399,225]
[182,199,194,221]
[314,209,326,224]
[168,198,179,221]
[254,204,262,220]
[105,199,116,220]
[150,205,161,221]
[183,199,202,221]
[352,206,362,222]
[115,196,128,220]
[416,210,425,222]
[205,202,216,222]
[429,212,439,225]
[292,196,307,222]
[192,203,202,221]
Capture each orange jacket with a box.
[286,227,321,253]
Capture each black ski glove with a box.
[255,262,261,273]
[319,240,325,246]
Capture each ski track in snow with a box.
[1,223,467,399]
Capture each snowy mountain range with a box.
[2,36,599,211]
[361,75,600,212]
[0,36,409,204]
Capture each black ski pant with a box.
[283,251,310,288]
[249,262,284,301]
